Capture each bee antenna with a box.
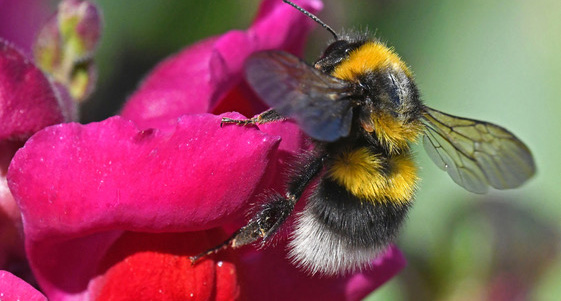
[282,0,338,40]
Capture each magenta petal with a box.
[121,0,322,128]
[0,270,47,301]
[120,37,219,129]
[7,114,280,297]
[0,41,70,144]
[239,244,405,301]
[249,0,322,54]
[9,114,280,238]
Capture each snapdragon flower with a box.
[5,0,405,299]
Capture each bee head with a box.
[314,39,365,74]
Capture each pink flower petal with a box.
[0,40,70,144]
[0,270,47,301]
[238,244,406,301]
[7,113,280,298]
[121,0,322,129]
[9,114,280,238]
[119,37,218,129]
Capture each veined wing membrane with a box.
[245,51,355,142]
[421,106,535,193]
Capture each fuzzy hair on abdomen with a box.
[288,178,410,275]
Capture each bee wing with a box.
[421,106,535,193]
[245,51,355,142]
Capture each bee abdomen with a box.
[288,178,410,275]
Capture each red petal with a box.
[90,231,240,301]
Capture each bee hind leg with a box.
[189,193,294,264]
[221,109,286,127]
[190,154,325,265]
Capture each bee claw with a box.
[189,238,233,266]
[220,117,233,127]
[189,255,200,265]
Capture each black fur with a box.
[308,178,410,248]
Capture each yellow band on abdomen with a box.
[327,147,418,205]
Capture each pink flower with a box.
[7,0,406,299]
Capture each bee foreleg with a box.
[221,109,286,127]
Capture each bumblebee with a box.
[191,0,535,275]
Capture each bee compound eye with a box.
[322,40,349,58]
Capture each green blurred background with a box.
[60,0,561,299]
